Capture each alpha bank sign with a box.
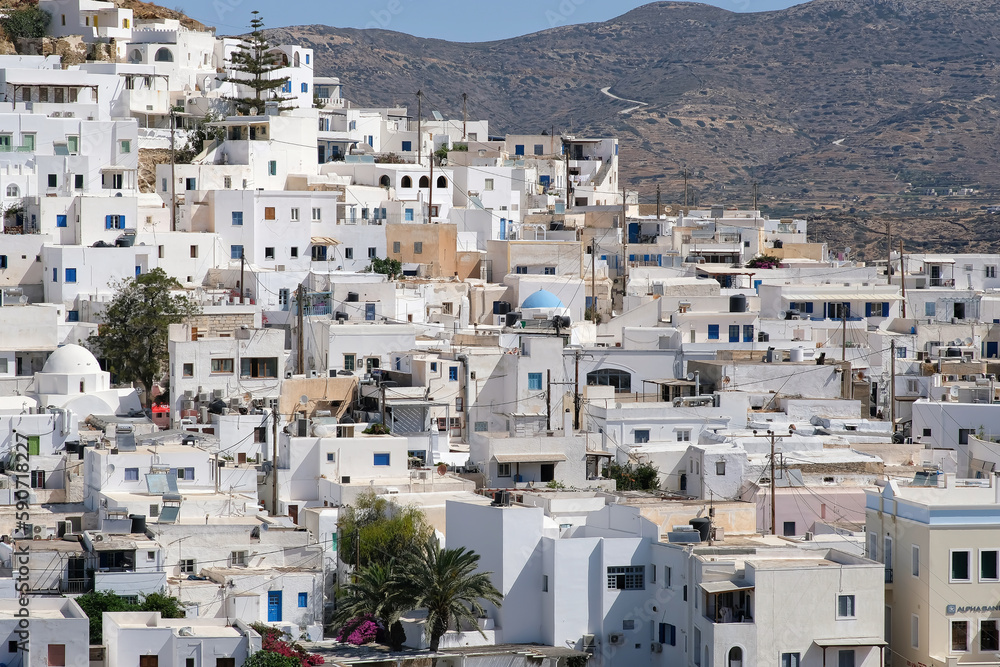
[946,603,1000,614]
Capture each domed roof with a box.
[521,289,565,309]
[42,344,102,375]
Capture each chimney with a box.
[563,409,573,435]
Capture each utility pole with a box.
[752,181,759,212]
[890,339,896,435]
[169,106,177,232]
[462,93,468,141]
[546,369,551,431]
[757,429,792,535]
[899,238,907,318]
[240,250,246,304]
[574,349,581,431]
[591,237,598,325]
[841,309,848,362]
[428,151,434,223]
[622,187,629,293]
[885,220,893,285]
[296,284,305,375]
[656,183,661,220]
[682,168,690,209]
[271,406,279,514]
[416,90,423,166]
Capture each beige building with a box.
[866,475,1000,666]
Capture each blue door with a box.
[628,222,640,244]
[365,303,376,321]
[267,591,282,622]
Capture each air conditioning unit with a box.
[212,389,223,400]
[609,633,624,646]
[651,643,663,653]
[276,265,285,272]
[582,635,596,654]
[184,390,194,399]
[198,392,209,403]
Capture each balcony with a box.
[62,578,92,594]
[885,568,894,584]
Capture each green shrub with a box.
[1,6,51,40]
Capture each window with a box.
[301,83,309,93]
[232,211,243,226]
[449,366,459,381]
[414,242,423,254]
[30,470,44,489]
[105,214,125,229]
[837,651,855,667]
[912,545,920,577]
[729,324,740,343]
[952,620,969,652]
[312,245,327,262]
[544,266,556,275]
[783,521,796,536]
[74,174,83,189]
[241,358,278,379]
[392,241,401,254]
[343,247,354,260]
[5,184,18,198]
[708,324,720,340]
[268,161,277,176]
[312,207,322,221]
[497,462,511,477]
[47,645,65,667]
[587,368,632,393]
[368,247,377,259]
[264,247,275,260]
[56,214,67,228]
[837,594,856,619]
[982,620,999,651]
[298,592,308,607]
[664,566,671,587]
[925,302,936,317]
[404,208,414,222]
[952,550,971,581]
[120,140,131,154]
[124,468,139,481]
[327,452,335,462]
[289,207,300,222]
[514,145,525,156]
[212,358,234,374]
[676,429,691,442]
[373,453,391,466]
[230,551,248,567]
[515,266,527,274]
[982,549,999,581]
[912,614,919,648]
[401,141,412,152]
[65,268,76,283]
[185,177,197,191]
[716,460,726,475]
[606,566,644,590]
[528,373,543,391]
[48,174,57,188]
[231,245,243,260]
[484,178,494,191]
[534,144,544,156]
[7,641,15,654]
[290,247,299,259]
[436,175,447,188]
[634,429,650,444]
[176,467,195,480]
[343,354,356,372]
[781,654,800,667]
[988,266,998,278]
[475,421,488,432]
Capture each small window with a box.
[475,421,488,432]
[265,247,275,260]
[528,372,543,391]
[146,551,156,561]
[326,453,335,462]
[449,366,458,381]
[312,207,322,221]
[290,207,299,221]
[344,247,354,260]
[543,266,556,275]
[65,268,77,283]
[230,551,248,566]
[781,654,800,667]
[301,83,309,93]
[715,460,726,476]
[634,429,650,444]
[484,178,494,191]
[912,545,920,578]
[190,245,199,258]
[290,247,298,258]
[912,614,919,648]
[373,453,391,466]
[982,549,999,581]
[837,594,856,618]
[392,241,401,254]
[952,550,971,582]
[343,354,356,371]
[606,566,644,590]
[982,620,999,652]
[497,462,511,477]
[676,430,691,442]
[124,468,139,481]
[922,428,932,437]
[414,241,423,254]
[837,652,855,667]
[177,467,195,480]
[231,245,243,260]
[150,504,159,517]
[404,208,414,222]
[120,140,131,154]
[232,211,243,226]
[298,592,308,607]
[224,176,232,189]
[708,324,720,340]
[56,214,67,228]
[953,620,969,652]
[47,174,57,188]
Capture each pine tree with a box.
[225,11,291,115]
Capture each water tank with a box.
[730,294,747,313]
[493,301,511,315]
[312,423,336,438]
[335,311,349,321]
[689,517,711,542]
[505,312,521,327]
[346,292,359,303]
[757,331,770,343]
[790,347,805,363]
[765,347,776,363]
[129,514,147,534]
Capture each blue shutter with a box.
[708,325,719,340]
[865,303,873,318]
[883,302,890,317]
[105,215,113,229]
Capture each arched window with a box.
[154,48,173,62]
[401,176,412,188]
[436,175,447,189]
[128,49,142,63]
[728,647,743,667]
[379,175,391,188]
[418,175,430,188]
[586,368,631,393]
[5,184,18,197]
[293,52,300,67]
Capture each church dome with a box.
[521,289,565,309]
[42,344,102,375]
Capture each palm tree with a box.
[334,559,414,650]
[399,537,503,653]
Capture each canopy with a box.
[493,453,568,464]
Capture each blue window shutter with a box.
[708,325,719,340]
[52,268,57,282]
[865,303,872,318]
[105,215,112,229]
[883,302,890,317]
[56,215,67,227]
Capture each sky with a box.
[174,0,810,41]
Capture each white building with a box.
[104,612,261,667]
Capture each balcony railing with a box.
[885,568,894,584]
[62,578,92,594]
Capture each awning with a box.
[814,638,887,648]
[311,237,341,246]
[699,579,754,594]
[493,453,568,464]
[781,293,902,301]
[586,450,614,458]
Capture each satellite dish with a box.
[299,395,309,406]
[249,106,258,116]
[778,310,788,320]
[950,385,960,397]
[965,337,974,346]
[845,247,851,254]
[686,372,695,381]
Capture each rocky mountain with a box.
[264,0,1000,211]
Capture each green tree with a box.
[175,111,227,164]
[242,653,300,667]
[399,537,503,653]
[0,6,51,40]
[603,461,660,491]
[88,268,199,407]
[338,491,432,570]
[224,12,291,115]
[368,256,402,280]
[75,591,185,644]
[334,560,414,650]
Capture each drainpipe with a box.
[457,354,470,444]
